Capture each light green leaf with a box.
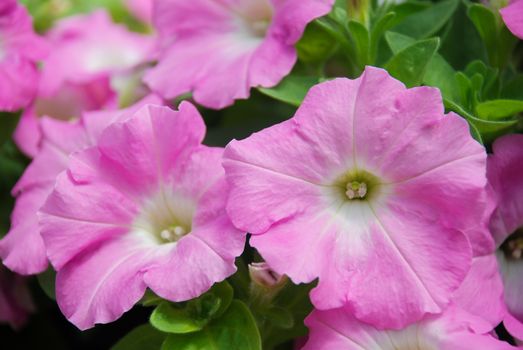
[348,20,370,68]
[111,324,166,350]
[150,302,207,334]
[476,100,523,120]
[393,0,459,39]
[161,301,261,350]
[296,21,338,63]
[258,76,320,106]
[384,37,440,87]
[444,98,517,143]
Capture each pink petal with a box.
[304,306,515,350]
[55,235,158,330]
[501,0,523,39]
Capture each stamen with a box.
[159,225,187,242]
[346,181,367,199]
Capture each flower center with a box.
[133,191,195,245]
[333,169,381,201]
[237,0,273,38]
[500,228,523,260]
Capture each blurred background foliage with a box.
[1,0,523,348]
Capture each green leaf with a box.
[370,12,396,63]
[444,98,518,143]
[0,112,20,147]
[37,267,56,300]
[384,37,440,87]
[150,281,234,334]
[439,2,487,70]
[151,302,207,334]
[348,20,370,69]
[296,21,338,64]
[258,75,320,106]
[264,306,294,330]
[111,324,166,350]
[385,31,458,100]
[467,4,498,57]
[476,100,523,120]
[209,281,234,319]
[161,301,261,350]
[393,0,459,39]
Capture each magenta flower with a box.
[223,67,492,329]
[144,0,334,109]
[0,2,48,111]
[39,103,245,329]
[487,134,523,340]
[126,0,153,23]
[303,306,515,350]
[500,0,523,39]
[0,266,34,330]
[0,95,162,275]
[13,10,154,157]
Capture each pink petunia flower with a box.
[223,67,492,329]
[0,265,34,330]
[126,0,153,23]
[13,10,155,157]
[144,0,334,109]
[0,95,162,275]
[500,0,523,39]
[487,134,523,340]
[0,2,48,111]
[39,103,245,330]
[303,305,516,350]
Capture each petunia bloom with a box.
[39,103,245,330]
[303,306,515,350]
[13,10,154,157]
[500,0,523,39]
[0,95,162,275]
[144,0,334,109]
[223,67,491,329]
[0,2,48,111]
[487,134,523,340]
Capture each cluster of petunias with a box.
[0,0,522,349]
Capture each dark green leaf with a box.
[393,0,459,39]
[209,281,234,319]
[476,100,523,120]
[258,76,320,106]
[37,267,56,300]
[384,37,440,87]
[111,324,166,350]
[161,301,261,350]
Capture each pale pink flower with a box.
[144,0,334,109]
[13,10,154,157]
[487,134,523,340]
[303,306,516,350]
[223,67,492,329]
[0,265,34,330]
[39,103,245,330]
[0,2,48,111]
[0,95,162,275]
[126,0,153,23]
[501,0,523,39]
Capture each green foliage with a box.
[161,301,261,350]
[111,325,166,350]
[258,76,320,107]
[392,0,459,39]
[37,267,57,300]
[384,37,440,87]
[150,282,234,334]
